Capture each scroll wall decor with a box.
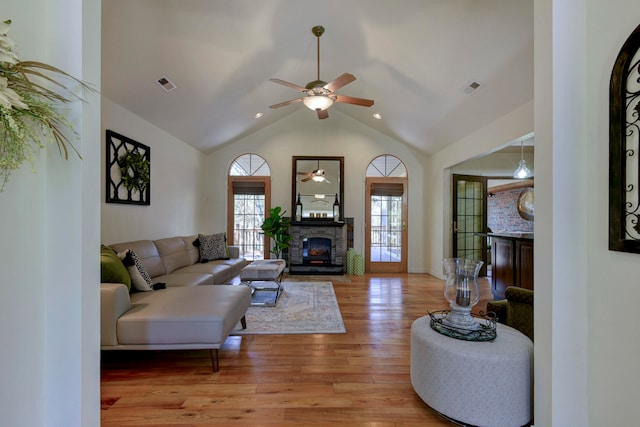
[610,24,640,252]
[106,129,150,205]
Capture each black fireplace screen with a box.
[303,237,332,264]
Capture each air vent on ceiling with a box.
[156,76,177,92]
[462,80,481,95]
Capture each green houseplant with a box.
[260,206,291,260]
[0,19,91,191]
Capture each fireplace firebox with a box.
[303,237,332,265]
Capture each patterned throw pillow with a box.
[119,249,155,292]
[195,233,229,262]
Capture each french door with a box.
[365,177,408,273]
[452,174,488,276]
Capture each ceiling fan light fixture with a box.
[312,174,326,182]
[303,95,334,111]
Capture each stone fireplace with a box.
[289,222,347,274]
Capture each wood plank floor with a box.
[101,273,494,426]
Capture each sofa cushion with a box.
[119,285,251,345]
[154,236,192,274]
[121,249,155,292]
[152,272,214,287]
[100,245,131,290]
[217,257,248,278]
[176,261,234,284]
[195,233,228,262]
[180,235,200,265]
[109,240,166,278]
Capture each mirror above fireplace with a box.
[292,156,344,221]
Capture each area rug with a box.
[231,281,346,335]
[284,274,352,283]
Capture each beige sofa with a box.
[100,235,251,372]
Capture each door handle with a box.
[453,221,462,233]
[402,221,407,231]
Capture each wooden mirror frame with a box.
[292,156,344,221]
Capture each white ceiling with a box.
[102,0,534,155]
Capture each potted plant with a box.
[0,19,92,192]
[260,206,291,260]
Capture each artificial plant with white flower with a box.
[0,19,91,191]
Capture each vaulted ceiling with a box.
[102,0,533,155]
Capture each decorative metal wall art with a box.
[610,24,640,253]
[106,130,151,205]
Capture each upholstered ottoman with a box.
[410,316,533,427]
[239,259,286,306]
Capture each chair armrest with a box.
[228,245,240,258]
[100,283,132,346]
[486,299,507,324]
[504,286,534,304]
[505,287,534,341]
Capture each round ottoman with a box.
[410,316,533,427]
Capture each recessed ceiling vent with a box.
[156,76,177,92]
[462,80,481,95]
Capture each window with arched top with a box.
[229,153,271,176]
[228,154,271,260]
[365,155,408,273]
[366,154,407,177]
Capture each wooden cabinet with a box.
[492,238,514,299]
[515,240,534,291]
[490,234,533,299]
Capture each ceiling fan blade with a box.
[317,109,329,120]
[269,97,304,109]
[269,78,307,92]
[334,94,375,107]
[301,176,312,182]
[324,73,356,92]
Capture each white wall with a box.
[0,0,101,426]
[101,98,210,244]
[586,1,640,424]
[205,108,430,272]
[425,100,534,277]
[451,150,534,177]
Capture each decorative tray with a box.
[428,310,497,342]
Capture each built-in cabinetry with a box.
[490,233,533,299]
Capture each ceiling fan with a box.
[269,25,374,120]
[299,160,330,183]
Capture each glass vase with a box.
[442,258,484,330]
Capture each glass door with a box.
[365,178,408,273]
[452,174,488,276]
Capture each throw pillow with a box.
[100,244,131,290]
[120,249,155,292]
[194,232,229,262]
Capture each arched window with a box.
[365,155,408,273]
[228,154,271,260]
[366,154,408,177]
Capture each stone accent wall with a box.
[289,223,347,274]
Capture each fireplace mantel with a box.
[290,220,345,227]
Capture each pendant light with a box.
[513,141,532,179]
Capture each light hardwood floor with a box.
[101,273,494,426]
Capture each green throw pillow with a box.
[100,244,131,290]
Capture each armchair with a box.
[486,286,534,341]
